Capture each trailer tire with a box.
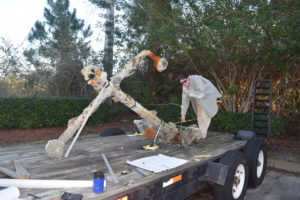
[244,138,267,188]
[213,150,249,200]
[99,128,126,137]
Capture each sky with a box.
[0,0,103,50]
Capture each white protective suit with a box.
[181,75,222,139]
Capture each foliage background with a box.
[0,97,286,136]
[0,97,127,129]
[0,0,298,136]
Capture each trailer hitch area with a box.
[198,162,228,185]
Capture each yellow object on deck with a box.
[142,144,160,151]
[134,132,145,136]
[194,154,211,158]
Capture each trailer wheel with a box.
[99,128,126,137]
[213,150,249,200]
[244,138,267,188]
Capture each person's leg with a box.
[182,102,211,145]
[196,104,211,139]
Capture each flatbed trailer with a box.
[0,131,267,200]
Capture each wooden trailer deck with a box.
[0,131,246,200]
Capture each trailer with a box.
[0,51,270,200]
[0,130,267,200]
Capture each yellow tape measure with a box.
[194,154,211,158]
[142,144,160,150]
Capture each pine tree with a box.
[24,0,93,97]
[103,0,115,79]
[89,0,115,79]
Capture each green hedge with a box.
[153,104,286,136]
[0,98,286,136]
[0,97,128,129]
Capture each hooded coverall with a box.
[181,75,222,139]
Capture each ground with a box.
[0,112,299,164]
[0,112,138,146]
[187,169,300,200]
[268,135,300,163]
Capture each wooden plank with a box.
[0,131,246,200]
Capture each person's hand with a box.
[182,86,188,94]
[181,115,186,122]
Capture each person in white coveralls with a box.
[178,73,222,141]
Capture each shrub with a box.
[154,104,196,124]
[271,115,287,136]
[153,104,286,136]
[0,97,128,129]
[210,110,251,132]
[0,98,286,136]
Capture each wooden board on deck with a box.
[0,131,246,200]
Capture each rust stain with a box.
[96,70,102,79]
[149,52,160,71]
[145,128,156,139]
[174,132,181,141]
[89,80,96,85]
[138,55,145,62]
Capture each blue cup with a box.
[93,171,106,193]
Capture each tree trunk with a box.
[102,0,115,79]
[211,63,266,114]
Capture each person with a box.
[179,73,222,142]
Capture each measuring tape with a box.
[142,144,160,150]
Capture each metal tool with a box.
[28,193,42,199]
[102,153,118,183]
[61,192,83,200]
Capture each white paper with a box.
[127,154,188,173]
